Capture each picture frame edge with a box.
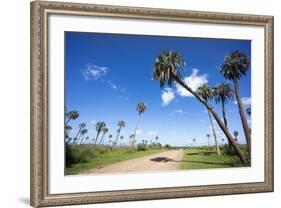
[30,1,274,207]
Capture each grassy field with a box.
[66,146,167,175]
[179,145,250,170]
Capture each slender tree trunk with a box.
[115,127,122,146]
[233,79,251,156]
[73,128,82,144]
[132,114,141,146]
[207,109,221,155]
[222,102,232,149]
[172,74,247,163]
[93,130,101,145]
[99,132,106,145]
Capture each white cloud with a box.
[247,119,251,126]
[90,119,97,124]
[82,64,108,80]
[161,88,175,106]
[107,81,117,89]
[170,131,176,135]
[136,130,142,135]
[147,131,158,136]
[176,69,208,97]
[174,109,185,114]
[234,97,251,106]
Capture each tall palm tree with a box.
[133,103,146,142]
[192,138,196,147]
[155,136,159,143]
[206,134,210,146]
[79,128,88,144]
[220,50,251,155]
[73,122,86,144]
[93,121,106,145]
[152,50,246,162]
[99,127,108,145]
[65,110,79,124]
[196,84,220,155]
[85,136,89,144]
[114,121,125,146]
[213,82,233,149]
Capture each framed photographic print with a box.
[30,1,274,207]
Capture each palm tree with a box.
[73,122,86,144]
[133,102,146,142]
[99,127,108,145]
[220,50,251,155]
[85,136,89,144]
[197,84,220,155]
[79,129,88,144]
[206,134,210,146]
[65,110,79,124]
[213,83,233,149]
[107,134,113,145]
[234,131,239,143]
[129,134,134,146]
[93,122,106,145]
[152,50,246,162]
[114,121,125,146]
[192,138,196,147]
[155,136,159,143]
[246,106,251,116]
[120,136,124,145]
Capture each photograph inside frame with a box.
[64,32,252,175]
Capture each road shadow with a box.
[150,157,176,163]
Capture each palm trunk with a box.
[172,73,246,163]
[99,132,106,145]
[132,114,141,146]
[93,130,101,145]
[207,109,221,155]
[73,128,82,144]
[222,102,232,149]
[114,127,122,146]
[233,79,251,156]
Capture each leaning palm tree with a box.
[65,110,79,124]
[73,122,86,144]
[114,121,125,146]
[93,121,106,145]
[197,84,220,155]
[220,50,251,155]
[79,128,88,144]
[152,50,246,162]
[99,127,108,145]
[132,103,146,142]
[213,82,233,149]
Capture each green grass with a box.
[180,145,250,170]
[65,146,167,175]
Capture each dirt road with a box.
[81,149,184,174]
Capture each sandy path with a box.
[81,149,184,174]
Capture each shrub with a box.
[137,143,147,151]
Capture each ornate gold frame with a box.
[30,1,274,207]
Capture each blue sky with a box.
[65,32,251,146]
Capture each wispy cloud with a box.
[136,130,142,135]
[82,64,108,80]
[118,95,129,101]
[176,69,208,97]
[147,131,158,136]
[174,109,185,114]
[90,119,97,125]
[234,97,251,106]
[107,81,117,89]
[161,88,175,106]
[170,131,176,135]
